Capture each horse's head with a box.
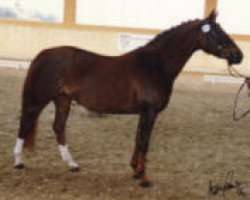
[198,10,243,65]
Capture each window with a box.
[0,0,64,23]
[217,0,250,35]
[76,0,205,29]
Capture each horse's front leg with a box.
[131,108,157,187]
[130,120,141,177]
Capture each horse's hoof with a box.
[139,181,152,188]
[70,166,80,172]
[14,163,25,169]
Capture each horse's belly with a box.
[72,87,139,114]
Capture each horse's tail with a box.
[19,58,46,151]
[18,49,64,151]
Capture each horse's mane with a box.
[145,19,201,48]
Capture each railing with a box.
[0,59,30,69]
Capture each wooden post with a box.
[64,0,76,27]
[204,0,218,17]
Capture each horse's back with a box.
[30,46,100,73]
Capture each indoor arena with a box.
[0,0,250,200]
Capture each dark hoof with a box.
[70,166,80,172]
[139,181,152,188]
[14,163,25,169]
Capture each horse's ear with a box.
[206,10,217,22]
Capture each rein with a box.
[227,65,250,121]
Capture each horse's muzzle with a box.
[227,51,243,65]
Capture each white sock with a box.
[14,138,24,166]
[58,145,79,168]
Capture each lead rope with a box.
[227,65,250,121]
[227,64,249,78]
[208,66,249,199]
[232,81,250,121]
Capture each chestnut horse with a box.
[14,11,243,187]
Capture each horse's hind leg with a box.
[14,104,46,169]
[53,94,79,172]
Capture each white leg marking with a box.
[59,145,79,168]
[13,138,24,166]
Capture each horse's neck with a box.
[159,29,198,80]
